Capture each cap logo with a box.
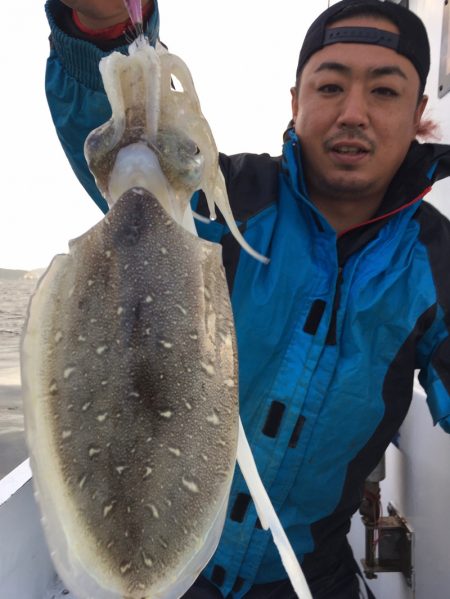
[323,27,400,51]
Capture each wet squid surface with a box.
[21,189,238,598]
[20,6,269,595]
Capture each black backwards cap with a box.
[296,0,430,92]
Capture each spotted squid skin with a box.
[23,188,238,598]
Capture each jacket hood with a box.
[419,142,450,183]
[382,140,450,214]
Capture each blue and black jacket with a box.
[45,1,450,597]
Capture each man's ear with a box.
[414,94,428,133]
[291,86,299,123]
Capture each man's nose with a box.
[336,87,369,129]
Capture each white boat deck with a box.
[43,576,75,599]
[0,460,76,599]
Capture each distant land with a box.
[0,268,45,281]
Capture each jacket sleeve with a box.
[44,0,160,214]
[418,327,450,434]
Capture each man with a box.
[44,0,450,597]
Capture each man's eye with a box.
[373,87,399,97]
[318,84,343,94]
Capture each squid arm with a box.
[237,419,313,599]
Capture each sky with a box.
[1,1,328,271]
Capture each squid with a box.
[21,2,312,598]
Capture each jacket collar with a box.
[283,128,450,211]
[377,140,450,216]
[282,129,450,264]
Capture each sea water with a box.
[0,277,37,478]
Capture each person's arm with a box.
[44,0,159,213]
[418,325,450,433]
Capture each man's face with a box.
[291,16,428,205]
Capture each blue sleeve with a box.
[44,0,160,214]
[418,316,450,434]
